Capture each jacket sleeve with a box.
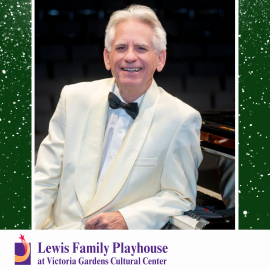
[118,110,203,229]
[35,86,67,229]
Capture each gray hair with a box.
[105,5,167,53]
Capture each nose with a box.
[124,48,137,63]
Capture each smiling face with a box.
[104,19,166,102]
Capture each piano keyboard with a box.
[169,187,235,230]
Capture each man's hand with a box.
[84,211,128,230]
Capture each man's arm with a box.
[118,111,203,229]
[35,86,67,229]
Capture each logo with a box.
[15,234,31,265]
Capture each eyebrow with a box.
[114,42,128,47]
[114,42,149,48]
[134,42,148,47]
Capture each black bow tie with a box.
[108,92,139,120]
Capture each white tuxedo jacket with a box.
[35,78,203,230]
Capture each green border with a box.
[239,0,270,229]
[0,0,31,229]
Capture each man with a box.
[35,5,203,230]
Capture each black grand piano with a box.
[165,111,235,230]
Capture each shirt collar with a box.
[113,83,144,106]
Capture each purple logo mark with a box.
[15,234,31,265]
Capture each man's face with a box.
[104,19,166,95]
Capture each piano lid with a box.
[200,111,235,159]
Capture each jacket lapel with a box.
[84,80,161,217]
[74,78,114,214]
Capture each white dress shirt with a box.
[96,84,144,191]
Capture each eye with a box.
[116,46,125,51]
[138,47,147,51]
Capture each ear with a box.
[156,50,166,72]
[103,48,111,70]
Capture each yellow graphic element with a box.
[15,243,30,263]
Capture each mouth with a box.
[121,67,142,72]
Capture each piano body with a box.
[166,112,235,230]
